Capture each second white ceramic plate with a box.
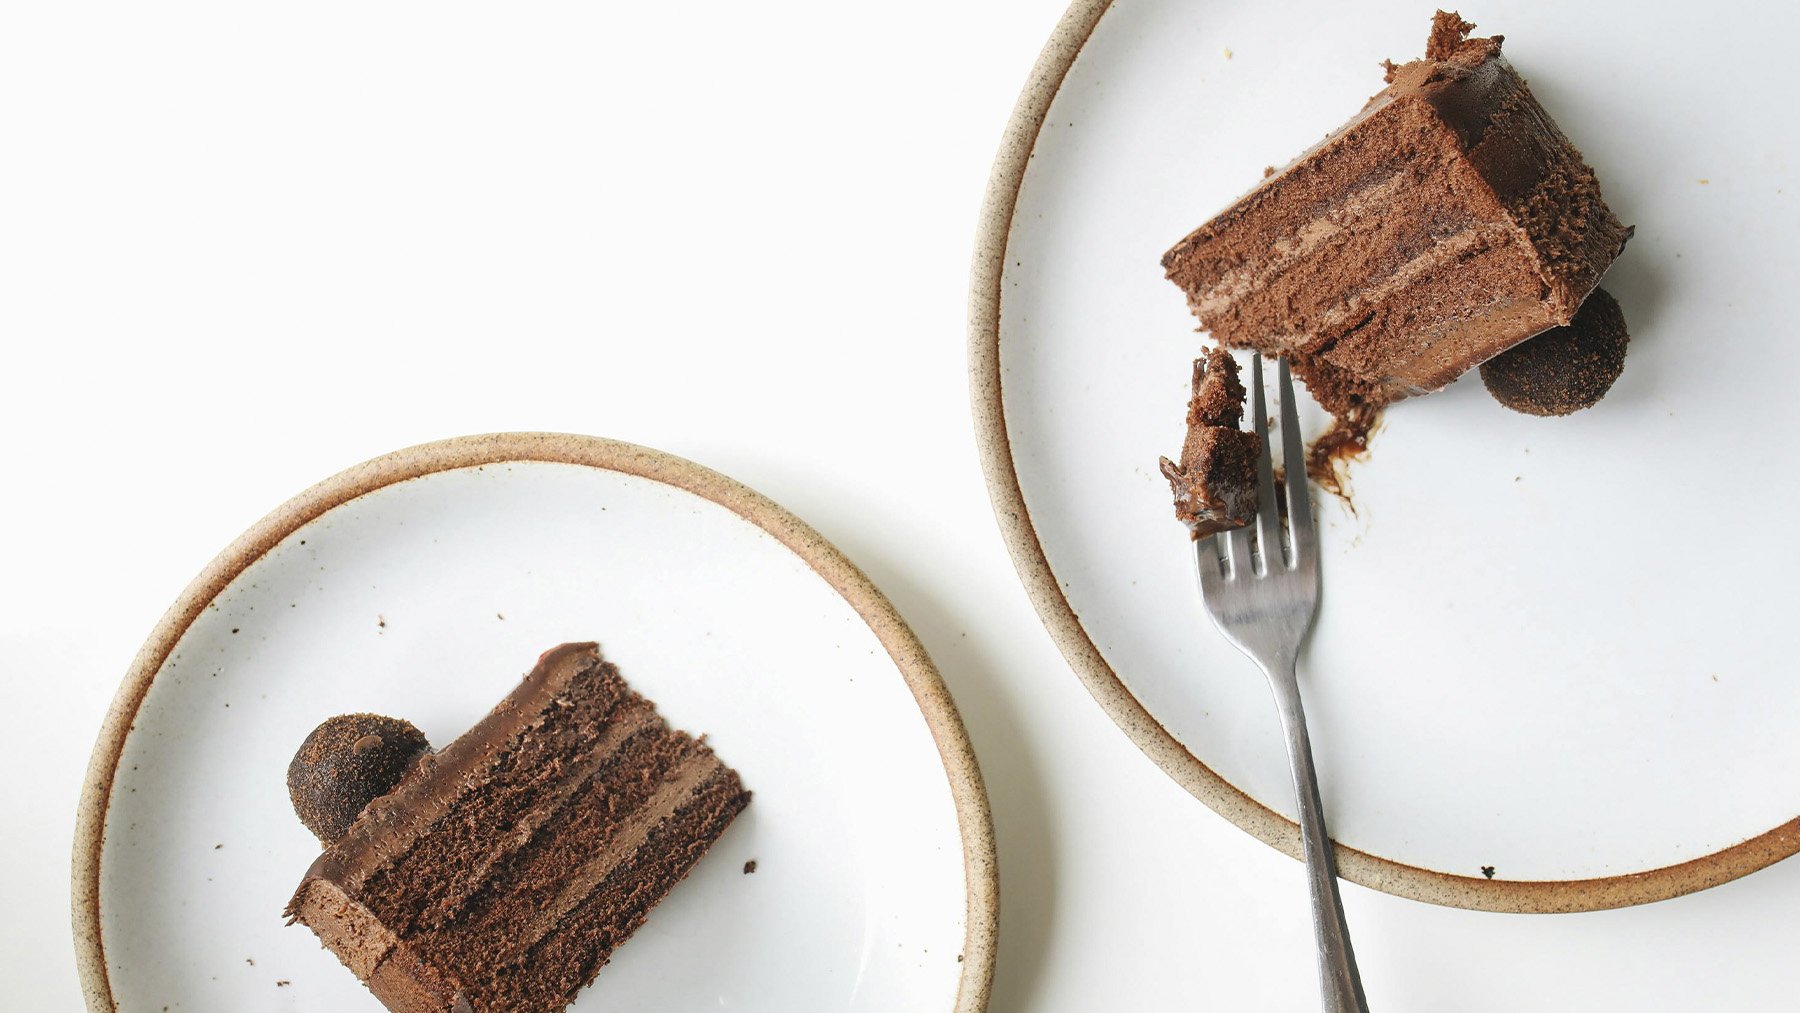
[78,435,994,1011]
[976,0,1800,910]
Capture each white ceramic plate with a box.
[75,434,995,1011]
[973,0,1800,911]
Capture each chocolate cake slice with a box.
[284,643,750,1012]
[1159,347,1261,535]
[1163,11,1632,414]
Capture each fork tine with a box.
[1223,524,1252,580]
[1249,355,1282,572]
[1195,533,1227,592]
[1278,358,1314,563]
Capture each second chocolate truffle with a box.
[287,713,431,844]
[1481,289,1630,417]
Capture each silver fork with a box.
[1194,356,1368,1012]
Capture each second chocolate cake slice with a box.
[1162,12,1631,414]
[285,642,750,1012]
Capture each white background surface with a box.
[4,1,1799,1010]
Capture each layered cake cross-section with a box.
[1162,11,1632,414]
[284,642,750,1013]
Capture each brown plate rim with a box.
[965,0,1800,913]
[72,431,998,1008]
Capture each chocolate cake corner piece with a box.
[1162,10,1631,414]
[285,642,751,1013]
[1186,346,1248,429]
[1161,350,1261,536]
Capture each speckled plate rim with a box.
[72,431,998,1011]
[966,0,1800,914]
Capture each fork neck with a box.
[1254,647,1300,686]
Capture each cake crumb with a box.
[1262,165,1276,179]
[1159,350,1261,535]
[496,612,505,620]
[246,958,255,966]
[1222,47,1233,59]
[743,859,758,874]
[377,615,387,630]
[276,980,291,987]
[1425,10,1477,61]
[1481,866,1496,879]
[1697,178,1710,185]
[214,843,223,849]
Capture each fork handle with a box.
[1267,662,1370,1013]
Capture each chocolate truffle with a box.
[1160,348,1261,535]
[1162,11,1631,414]
[287,713,431,844]
[1481,288,1629,415]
